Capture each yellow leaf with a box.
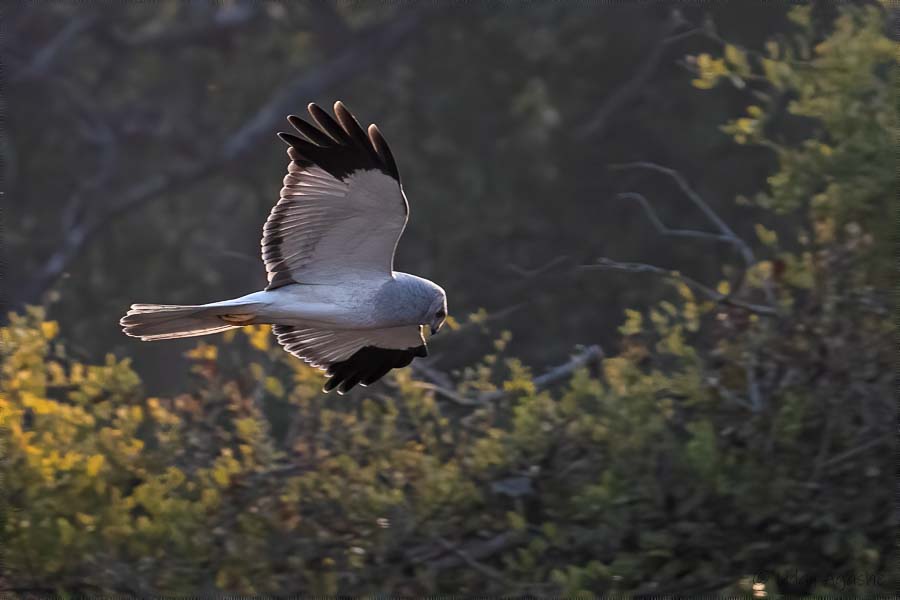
[186,342,217,361]
[660,301,678,316]
[57,518,75,545]
[213,466,230,486]
[717,281,731,296]
[250,362,264,380]
[724,44,750,76]
[620,309,643,336]
[755,223,778,247]
[41,321,59,339]
[246,325,271,351]
[507,511,527,531]
[736,118,755,134]
[676,282,695,302]
[47,361,66,385]
[70,363,85,383]
[86,454,105,477]
[75,512,95,527]
[265,376,285,398]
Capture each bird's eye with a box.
[436,309,445,319]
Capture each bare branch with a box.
[12,15,99,83]
[100,3,262,50]
[821,434,890,470]
[582,258,778,317]
[506,255,571,278]
[609,161,754,266]
[745,358,763,412]
[414,345,604,407]
[708,376,756,412]
[434,536,514,586]
[608,161,778,307]
[15,8,437,308]
[531,344,603,389]
[410,360,455,390]
[578,10,692,139]
[17,170,197,306]
[421,531,524,571]
[222,8,431,161]
[616,192,736,245]
[411,381,485,407]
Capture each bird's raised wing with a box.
[272,323,427,393]
[262,101,408,288]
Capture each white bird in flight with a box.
[121,102,448,393]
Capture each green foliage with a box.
[693,5,895,283]
[2,4,894,596]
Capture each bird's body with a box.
[184,271,442,329]
[121,102,447,393]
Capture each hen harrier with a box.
[121,102,447,393]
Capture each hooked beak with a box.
[430,319,444,336]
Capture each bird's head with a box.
[426,285,448,336]
[392,272,448,335]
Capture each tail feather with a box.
[120,302,258,341]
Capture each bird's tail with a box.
[120,301,261,341]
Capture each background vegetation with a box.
[2,1,895,596]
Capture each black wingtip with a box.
[367,124,399,180]
[286,115,303,131]
[276,102,400,182]
[288,114,334,146]
[277,131,298,145]
[322,344,427,393]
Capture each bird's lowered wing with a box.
[263,101,408,288]
[272,324,427,393]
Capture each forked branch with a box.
[602,161,778,311]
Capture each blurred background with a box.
[2,1,895,596]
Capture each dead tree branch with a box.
[418,531,525,571]
[582,258,778,317]
[12,14,99,83]
[222,8,430,161]
[99,3,262,50]
[820,434,891,471]
[434,536,514,586]
[531,344,603,389]
[614,192,738,246]
[609,161,755,268]
[414,344,604,407]
[605,161,779,310]
[578,9,696,140]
